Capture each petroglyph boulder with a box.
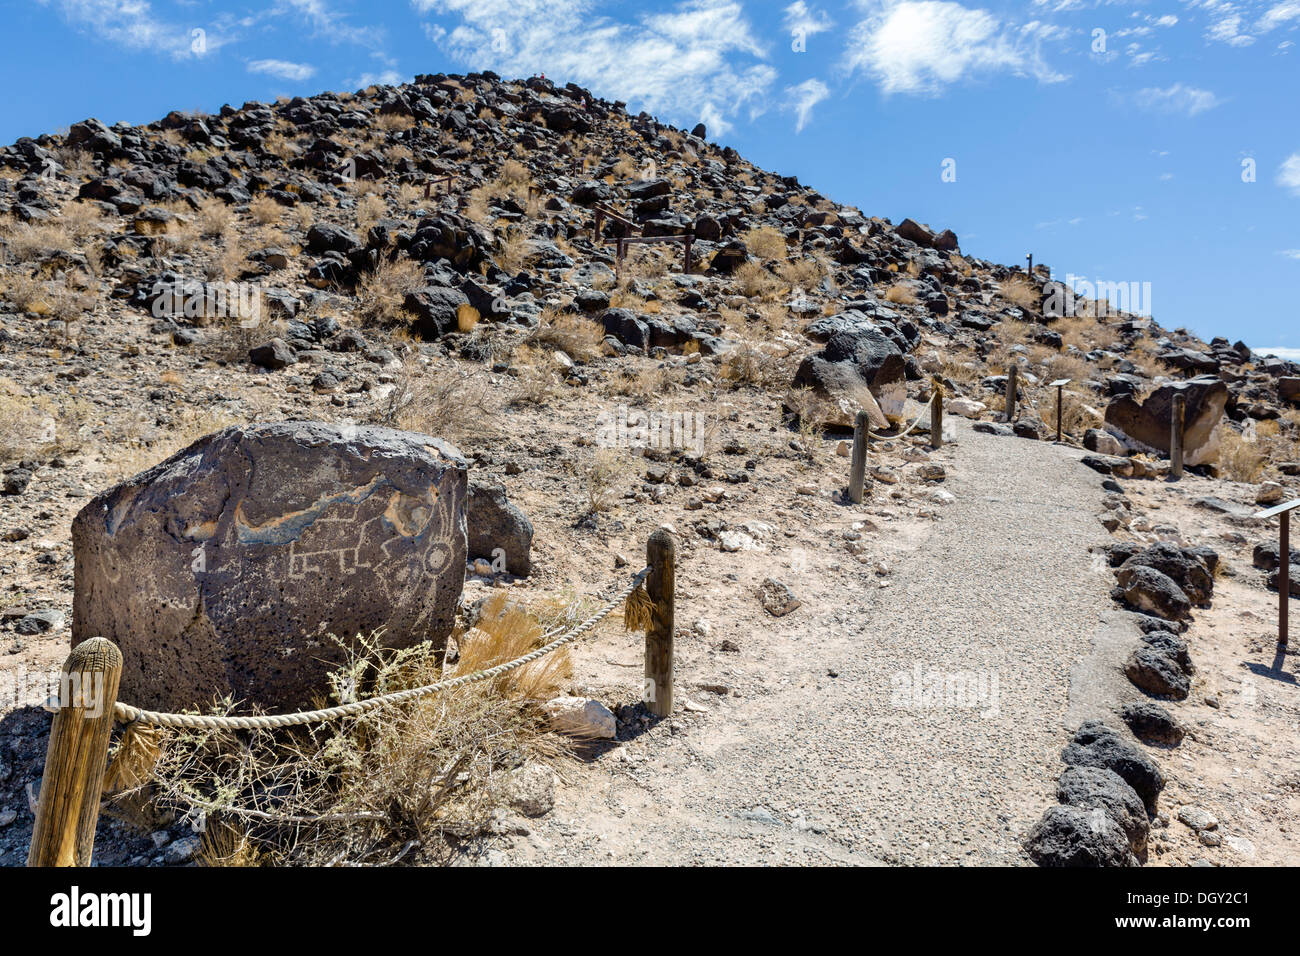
[72,422,467,711]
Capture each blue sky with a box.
[4,0,1299,353]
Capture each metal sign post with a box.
[1047,378,1071,443]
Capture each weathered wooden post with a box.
[1170,392,1186,480]
[1255,499,1298,651]
[930,385,944,449]
[1026,253,1033,278]
[28,637,122,867]
[849,410,869,503]
[645,529,676,718]
[1004,365,1019,423]
[683,232,694,275]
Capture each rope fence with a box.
[27,530,677,866]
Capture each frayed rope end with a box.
[623,584,654,632]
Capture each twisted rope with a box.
[111,568,651,731]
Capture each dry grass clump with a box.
[370,363,495,445]
[999,277,1040,310]
[2,219,74,264]
[743,225,788,260]
[776,254,831,290]
[507,344,562,407]
[355,193,387,233]
[527,309,605,362]
[582,448,629,514]
[123,606,571,866]
[494,226,532,275]
[1216,424,1268,482]
[355,257,424,326]
[195,198,233,237]
[0,378,61,463]
[720,335,790,389]
[374,112,415,132]
[732,261,780,299]
[884,282,919,306]
[248,194,282,225]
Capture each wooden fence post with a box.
[930,388,944,449]
[1005,365,1019,423]
[1282,509,1291,650]
[1170,392,1186,480]
[645,529,675,718]
[28,637,122,867]
[849,410,869,504]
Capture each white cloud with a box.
[1279,153,1300,195]
[38,0,227,59]
[1257,346,1300,360]
[1278,249,1300,259]
[841,0,1066,96]
[1258,1,1300,31]
[413,0,776,135]
[276,0,385,48]
[1132,83,1222,116]
[784,78,829,132]
[784,1,834,37]
[349,70,405,87]
[248,59,316,81]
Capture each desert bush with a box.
[248,194,282,225]
[999,277,1039,310]
[884,282,919,306]
[355,257,424,326]
[720,336,790,388]
[1217,425,1268,483]
[527,309,605,362]
[743,225,788,260]
[124,604,571,865]
[582,448,629,513]
[370,363,495,444]
[732,261,780,299]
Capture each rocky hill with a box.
[1,71,1298,867]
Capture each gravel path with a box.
[497,420,1116,865]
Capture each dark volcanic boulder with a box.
[1124,647,1191,700]
[1062,720,1164,814]
[72,422,467,711]
[404,286,470,340]
[1119,543,1214,606]
[1056,766,1150,859]
[1024,805,1136,867]
[794,324,907,422]
[1103,376,1228,466]
[467,479,533,576]
[1116,564,1192,621]
[1120,700,1184,746]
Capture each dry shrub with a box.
[248,194,282,225]
[370,364,495,445]
[355,193,386,232]
[507,344,561,406]
[720,336,789,388]
[3,220,73,264]
[582,448,629,514]
[355,257,424,326]
[0,378,61,463]
[732,261,780,299]
[455,593,572,700]
[999,277,1039,310]
[776,254,830,290]
[494,226,532,275]
[499,159,530,186]
[527,309,605,362]
[743,225,788,260]
[884,282,919,306]
[125,619,568,866]
[195,198,233,238]
[1216,425,1268,482]
[375,113,415,132]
